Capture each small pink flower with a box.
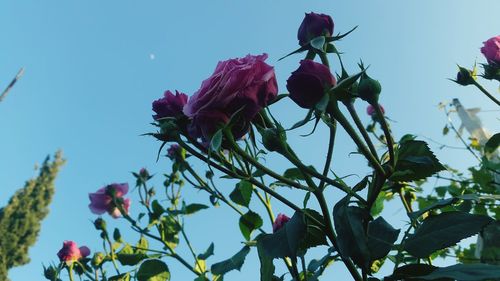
[89,183,131,218]
[167,144,181,158]
[481,36,500,64]
[366,104,385,117]
[57,241,90,263]
[272,213,291,233]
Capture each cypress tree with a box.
[0,151,65,280]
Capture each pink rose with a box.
[183,54,278,142]
[89,183,131,218]
[57,241,90,263]
[297,12,334,46]
[481,36,500,64]
[272,213,291,233]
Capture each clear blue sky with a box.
[1,1,499,280]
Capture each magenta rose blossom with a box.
[367,104,385,116]
[152,90,188,120]
[298,12,334,46]
[272,213,291,233]
[286,60,336,109]
[89,183,131,218]
[480,36,500,64]
[183,54,278,142]
[57,241,90,263]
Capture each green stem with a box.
[329,103,386,176]
[67,264,75,281]
[103,232,121,275]
[318,118,337,191]
[472,80,500,106]
[344,101,379,161]
[283,145,367,204]
[254,189,275,225]
[374,103,395,169]
[179,220,204,274]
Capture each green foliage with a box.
[229,181,253,207]
[0,152,64,281]
[419,263,500,281]
[137,259,170,281]
[390,138,446,182]
[210,246,251,276]
[239,211,263,241]
[404,212,493,258]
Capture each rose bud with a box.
[480,35,500,64]
[184,54,278,143]
[287,60,336,109]
[273,213,291,233]
[357,73,382,104]
[91,252,106,268]
[167,144,185,161]
[366,104,385,117]
[152,90,188,120]
[57,241,90,263]
[298,12,334,46]
[88,183,131,218]
[454,66,476,86]
[93,218,107,231]
[261,126,287,153]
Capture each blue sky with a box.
[1,1,499,280]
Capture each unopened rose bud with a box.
[286,60,336,109]
[261,127,287,153]
[455,66,476,86]
[273,213,291,233]
[91,252,106,268]
[93,218,107,231]
[297,12,334,46]
[357,73,382,104]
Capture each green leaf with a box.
[229,181,253,207]
[239,211,263,241]
[367,217,400,261]
[309,36,326,52]
[184,203,209,215]
[390,139,446,182]
[389,264,443,281]
[419,263,500,281]
[260,211,307,259]
[197,243,214,260]
[256,235,275,281]
[283,166,316,181]
[301,209,328,251]
[484,132,500,154]
[113,228,122,242]
[117,244,148,266]
[210,130,223,152]
[370,191,385,217]
[404,211,493,258]
[160,216,180,249]
[151,200,165,217]
[409,197,458,219]
[333,197,370,270]
[211,246,251,276]
[137,259,170,281]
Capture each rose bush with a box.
[43,12,500,281]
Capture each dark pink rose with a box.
[183,54,278,142]
[367,104,385,116]
[89,183,131,218]
[57,241,90,263]
[272,213,291,233]
[286,60,336,109]
[298,12,334,46]
[481,36,500,64]
[152,90,188,120]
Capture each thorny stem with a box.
[374,103,395,169]
[344,101,379,161]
